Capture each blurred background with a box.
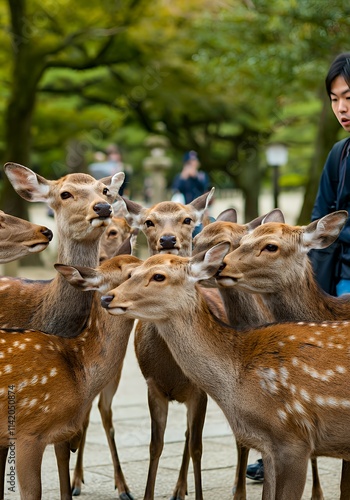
[0,0,349,229]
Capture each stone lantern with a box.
[143,135,172,204]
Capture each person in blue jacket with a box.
[246,52,350,482]
[172,151,210,204]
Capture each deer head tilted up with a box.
[0,210,52,263]
[101,243,350,500]
[217,209,350,499]
[0,164,132,499]
[0,253,141,499]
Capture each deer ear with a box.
[216,208,237,222]
[55,264,104,291]
[121,197,145,228]
[246,209,285,232]
[100,172,125,199]
[189,187,215,224]
[189,242,231,281]
[4,163,51,202]
[302,210,348,250]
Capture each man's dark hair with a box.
[326,52,350,96]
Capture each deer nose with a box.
[159,235,177,249]
[93,203,112,218]
[42,228,53,241]
[101,295,114,308]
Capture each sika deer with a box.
[101,243,350,500]
[99,215,136,262]
[217,209,350,499]
[0,252,141,500]
[0,210,52,263]
[121,189,229,500]
[0,164,133,499]
[191,211,277,499]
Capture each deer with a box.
[116,189,237,500]
[0,250,142,500]
[0,163,134,500]
[190,211,280,499]
[99,214,136,263]
[99,242,350,500]
[0,210,52,263]
[213,209,350,500]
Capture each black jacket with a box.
[310,137,350,293]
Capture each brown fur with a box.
[0,254,140,499]
[0,210,52,263]
[103,249,350,500]
[219,211,350,499]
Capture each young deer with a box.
[0,164,132,499]
[0,210,52,263]
[99,215,136,263]
[216,209,350,500]
[120,190,229,500]
[100,243,350,500]
[0,252,141,500]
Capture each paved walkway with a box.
[2,193,343,499]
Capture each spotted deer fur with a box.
[0,253,140,499]
[101,243,350,500]
[218,209,350,499]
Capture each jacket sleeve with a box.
[311,150,338,222]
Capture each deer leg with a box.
[171,429,190,500]
[54,441,73,500]
[16,439,45,500]
[98,375,134,500]
[273,448,309,500]
[71,408,91,496]
[0,446,8,500]
[144,379,169,500]
[310,457,324,500]
[340,460,350,499]
[181,390,207,500]
[232,442,249,500]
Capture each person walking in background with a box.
[172,150,210,204]
[88,144,131,196]
[246,51,350,483]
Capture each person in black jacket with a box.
[246,52,350,483]
[309,52,350,297]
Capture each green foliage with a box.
[1,0,350,216]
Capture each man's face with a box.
[330,75,350,132]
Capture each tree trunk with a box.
[297,90,341,225]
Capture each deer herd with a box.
[0,162,350,500]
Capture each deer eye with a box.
[103,187,109,195]
[263,244,278,252]
[153,274,165,282]
[183,217,192,225]
[145,220,155,228]
[109,230,118,236]
[60,192,72,199]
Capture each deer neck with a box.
[260,264,346,322]
[219,287,274,329]
[74,298,134,396]
[153,288,239,408]
[31,237,102,337]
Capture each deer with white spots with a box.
[118,190,231,500]
[100,243,350,500]
[0,210,52,263]
[0,164,134,500]
[0,251,142,500]
[215,209,350,499]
